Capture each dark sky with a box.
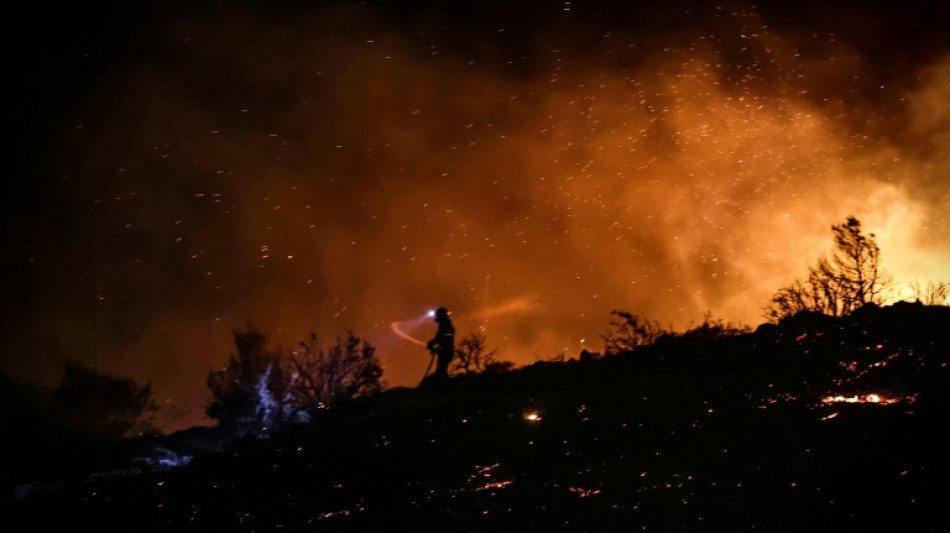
[4,0,950,431]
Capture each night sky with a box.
[4,0,950,431]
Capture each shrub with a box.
[451,331,514,375]
[766,217,892,321]
[285,332,384,415]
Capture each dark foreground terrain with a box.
[4,302,950,532]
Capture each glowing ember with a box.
[7,0,950,437]
[821,394,901,405]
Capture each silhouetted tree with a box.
[451,331,513,375]
[206,326,384,433]
[767,217,892,321]
[601,310,667,355]
[54,359,156,440]
[907,279,949,305]
[206,326,288,435]
[1,366,155,488]
[285,332,383,415]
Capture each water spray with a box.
[391,299,533,383]
[389,309,434,347]
[390,309,439,383]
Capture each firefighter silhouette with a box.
[425,307,455,380]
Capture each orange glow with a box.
[6,2,950,432]
[821,394,903,405]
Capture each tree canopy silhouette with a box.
[601,310,667,356]
[1,362,155,488]
[54,360,156,440]
[205,326,287,435]
[766,216,891,321]
[206,326,383,436]
[286,332,384,414]
[450,331,513,375]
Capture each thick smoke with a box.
[4,1,949,431]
